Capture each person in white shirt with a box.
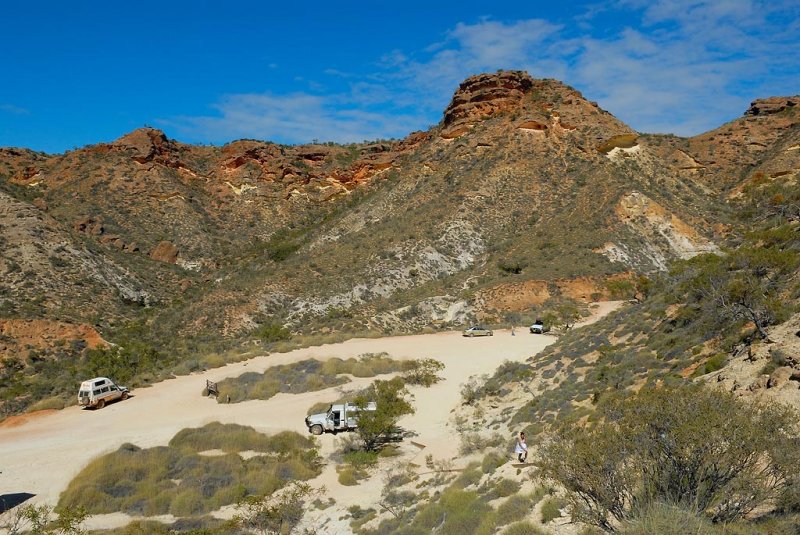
[514,431,528,463]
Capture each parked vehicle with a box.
[463,326,494,337]
[305,402,377,435]
[78,377,129,409]
[530,320,549,334]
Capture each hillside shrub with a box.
[494,494,534,526]
[690,353,727,377]
[482,478,520,499]
[538,384,800,532]
[481,451,505,474]
[672,246,799,341]
[264,234,300,262]
[540,496,567,523]
[256,323,292,344]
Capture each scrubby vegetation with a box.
[214,353,413,403]
[354,461,549,535]
[538,385,799,531]
[0,327,178,418]
[445,179,800,533]
[233,481,318,535]
[0,503,87,535]
[489,194,800,433]
[58,423,321,518]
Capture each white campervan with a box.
[78,377,129,409]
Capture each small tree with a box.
[234,482,318,535]
[402,358,445,387]
[553,302,582,331]
[1,504,87,535]
[538,384,800,532]
[353,378,414,451]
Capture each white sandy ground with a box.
[0,302,624,532]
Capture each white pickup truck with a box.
[305,402,377,435]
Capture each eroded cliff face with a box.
[0,70,797,346]
[441,71,534,135]
[643,95,800,191]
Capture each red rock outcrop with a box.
[745,96,799,116]
[150,240,179,263]
[112,127,180,166]
[686,94,800,188]
[443,71,534,130]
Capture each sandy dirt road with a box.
[0,302,623,526]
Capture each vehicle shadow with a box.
[80,394,135,410]
[0,492,35,514]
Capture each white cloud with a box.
[166,3,799,143]
[568,0,800,133]
[0,103,29,115]
[163,92,424,144]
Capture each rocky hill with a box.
[1,70,798,415]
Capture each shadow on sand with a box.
[0,492,36,514]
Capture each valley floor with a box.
[0,302,623,532]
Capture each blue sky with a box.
[1,1,798,153]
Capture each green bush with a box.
[402,358,445,386]
[481,451,505,474]
[255,323,292,343]
[777,476,800,514]
[170,422,285,452]
[483,478,520,499]
[538,384,800,531]
[343,449,379,469]
[452,465,483,490]
[540,496,566,523]
[336,468,357,486]
[494,494,532,525]
[264,232,301,262]
[27,396,66,411]
[691,353,727,377]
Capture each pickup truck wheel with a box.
[96,399,105,410]
[121,392,129,400]
[310,424,323,436]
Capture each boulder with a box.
[749,375,769,391]
[73,217,104,236]
[768,366,794,388]
[150,241,179,264]
[112,128,171,163]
